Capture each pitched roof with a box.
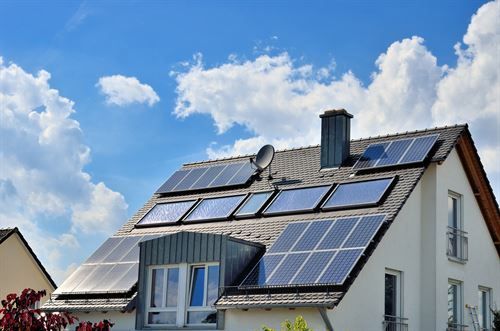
[0,227,57,290]
[45,123,499,311]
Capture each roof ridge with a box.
[183,123,467,166]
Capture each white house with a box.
[43,109,500,331]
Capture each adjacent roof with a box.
[44,123,499,311]
[0,227,57,290]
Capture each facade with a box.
[42,110,499,331]
[0,227,57,305]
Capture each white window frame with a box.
[478,286,492,331]
[145,262,219,328]
[448,279,463,327]
[185,263,219,326]
[384,268,404,318]
[447,191,468,262]
[448,191,463,230]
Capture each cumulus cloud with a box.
[172,1,499,195]
[0,57,128,282]
[96,75,160,106]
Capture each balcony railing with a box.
[383,315,408,331]
[447,226,468,262]
[446,322,468,331]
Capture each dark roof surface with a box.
[46,124,467,311]
[0,227,57,290]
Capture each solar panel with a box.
[240,214,387,288]
[234,191,273,217]
[90,263,135,292]
[110,263,139,291]
[85,237,124,264]
[73,264,115,292]
[121,234,160,262]
[184,195,246,222]
[354,134,439,170]
[54,265,97,294]
[137,200,197,226]
[102,236,143,263]
[263,185,331,216]
[156,161,256,194]
[322,177,394,210]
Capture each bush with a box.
[262,315,313,331]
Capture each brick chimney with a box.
[320,109,353,169]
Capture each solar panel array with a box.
[156,161,256,194]
[240,214,386,287]
[322,177,394,210]
[263,185,331,215]
[137,200,197,226]
[184,194,246,222]
[354,134,439,170]
[55,235,160,294]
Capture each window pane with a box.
[138,200,196,225]
[448,283,458,324]
[166,268,179,307]
[187,311,217,324]
[264,186,330,215]
[207,266,219,306]
[150,269,164,308]
[148,312,176,325]
[190,267,205,306]
[385,274,397,316]
[479,290,488,328]
[448,196,458,228]
[323,178,393,209]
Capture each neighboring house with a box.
[43,110,499,331]
[0,227,57,306]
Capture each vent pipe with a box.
[320,109,353,169]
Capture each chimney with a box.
[320,109,353,168]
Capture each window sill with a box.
[447,256,467,264]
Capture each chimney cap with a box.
[319,108,353,119]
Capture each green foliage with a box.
[262,316,312,331]
[492,308,500,331]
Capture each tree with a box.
[262,316,313,331]
[0,288,114,331]
[492,308,500,331]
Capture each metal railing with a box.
[382,315,408,331]
[447,226,468,262]
[446,322,468,331]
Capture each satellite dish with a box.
[253,144,275,171]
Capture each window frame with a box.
[384,268,404,319]
[478,286,492,330]
[448,191,463,231]
[447,279,463,328]
[262,184,332,216]
[447,191,468,263]
[145,263,219,329]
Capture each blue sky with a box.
[0,0,498,283]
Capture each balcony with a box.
[383,316,408,331]
[446,322,468,331]
[447,226,468,262]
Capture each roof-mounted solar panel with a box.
[322,177,395,210]
[263,185,331,216]
[184,194,246,222]
[234,191,274,218]
[156,161,256,194]
[354,134,439,170]
[136,200,197,227]
[240,214,386,288]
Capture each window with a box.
[448,280,464,331]
[478,287,491,331]
[263,185,331,215]
[184,195,246,222]
[447,192,468,262]
[384,269,408,330]
[145,263,219,328]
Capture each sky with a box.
[0,0,498,284]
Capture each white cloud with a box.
[172,1,500,196]
[96,75,160,107]
[0,58,128,283]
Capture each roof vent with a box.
[320,109,353,169]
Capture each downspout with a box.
[318,307,334,331]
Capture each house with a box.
[0,227,57,306]
[42,110,500,331]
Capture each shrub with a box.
[262,315,313,331]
